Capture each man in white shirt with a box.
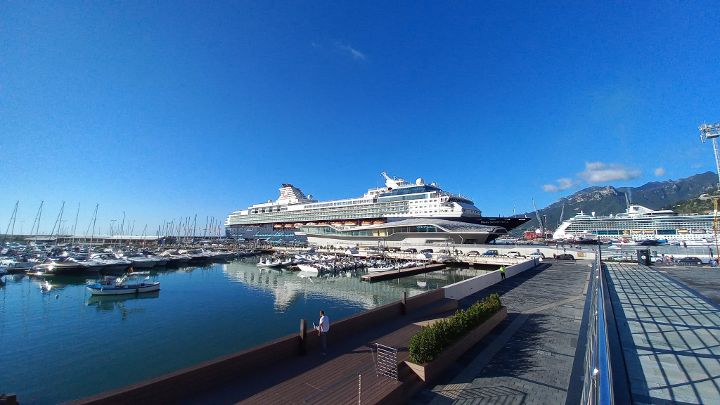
[316,310,330,355]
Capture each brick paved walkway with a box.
[412,260,591,404]
[606,263,720,404]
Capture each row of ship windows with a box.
[586,229,707,235]
[249,201,405,215]
[241,204,410,217]
[567,223,713,230]
[304,225,441,237]
[231,209,409,223]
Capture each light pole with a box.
[699,123,720,191]
[699,122,720,260]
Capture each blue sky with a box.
[1,1,719,235]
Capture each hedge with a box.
[408,293,502,364]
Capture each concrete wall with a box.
[443,259,538,300]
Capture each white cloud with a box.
[542,177,576,193]
[337,43,366,60]
[654,167,666,177]
[579,161,641,183]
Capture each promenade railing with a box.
[580,251,614,405]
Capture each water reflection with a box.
[86,292,160,320]
[28,275,90,293]
[221,261,486,312]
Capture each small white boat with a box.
[296,264,319,275]
[86,273,160,296]
[257,258,283,268]
[367,265,395,273]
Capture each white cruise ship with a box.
[225,172,529,238]
[553,204,717,243]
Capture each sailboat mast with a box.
[90,204,99,246]
[49,201,66,239]
[72,203,80,244]
[30,200,44,236]
[2,201,19,244]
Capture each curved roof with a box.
[335,218,506,234]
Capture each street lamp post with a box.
[699,122,720,261]
[699,123,720,191]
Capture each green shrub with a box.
[408,293,501,364]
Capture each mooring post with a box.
[401,291,407,315]
[299,319,307,355]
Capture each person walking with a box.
[316,310,330,355]
[499,265,506,280]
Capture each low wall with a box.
[72,332,302,404]
[73,289,445,404]
[443,259,538,300]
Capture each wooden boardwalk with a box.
[360,264,446,282]
[186,300,457,404]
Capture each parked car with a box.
[420,248,433,254]
[528,251,545,259]
[482,249,499,257]
[678,256,702,266]
[403,248,418,253]
[555,253,575,261]
[506,251,524,258]
[465,251,480,257]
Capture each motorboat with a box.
[257,257,284,268]
[32,257,90,275]
[367,265,396,273]
[88,253,132,272]
[86,273,160,295]
[296,264,319,274]
[0,257,37,274]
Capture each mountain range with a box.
[514,171,718,235]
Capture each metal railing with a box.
[580,251,614,405]
[374,343,398,380]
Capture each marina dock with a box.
[72,256,720,404]
[360,263,446,282]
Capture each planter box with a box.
[404,306,507,384]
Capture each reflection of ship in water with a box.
[221,262,484,311]
[86,292,160,320]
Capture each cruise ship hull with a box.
[226,216,529,235]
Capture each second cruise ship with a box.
[225,172,529,238]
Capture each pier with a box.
[360,263,446,282]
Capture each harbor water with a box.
[0,259,485,404]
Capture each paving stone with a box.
[412,261,591,404]
[606,263,720,404]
